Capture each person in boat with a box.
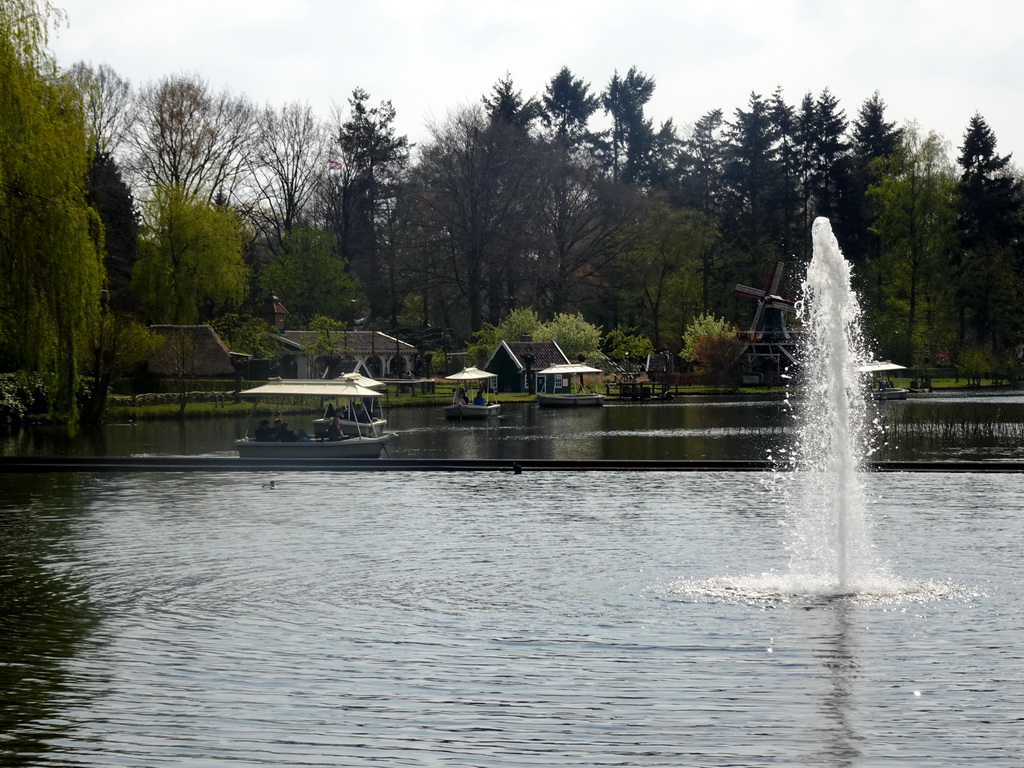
[254,419,274,441]
[473,391,486,405]
[355,399,372,422]
[276,420,298,442]
[456,388,468,405]
[327,416,343,441]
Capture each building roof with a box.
[277,330,415,355]
[488,340,569,372]
[147,325,237,377]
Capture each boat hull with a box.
[442,403,501,419]
[234,435,390,459]
[536,393,605,407]
[868,388,909,401]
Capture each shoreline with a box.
[4,383,1022,427]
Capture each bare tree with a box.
[64,60,134,158]
[316,89,410,324]
[248,101,330,250]
[533,145,640,315]
[411,105,539,332]
[128,73,256,203]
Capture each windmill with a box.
[734,261,800,379]
[734,261,797,338]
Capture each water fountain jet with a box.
[785,217,878,593]
[673,218,968,605]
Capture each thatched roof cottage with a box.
[147,325,244,377]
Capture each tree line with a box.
[3,0,1023,423]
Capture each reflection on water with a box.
[385,399,794,461]
[0,475,102,765]
[5,395,1024,461]
[1,470,1022,765]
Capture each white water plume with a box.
[783,217,885,592]
[672,218,932,603]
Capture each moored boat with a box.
[535,391,605,407]
[535,363,605,407]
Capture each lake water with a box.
[5,393,1024,461]
[2,397,1024,766]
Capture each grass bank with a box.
[99,377,1020,422]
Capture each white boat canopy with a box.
[239,379,383,399]
[536,363,604,375]
[444,366,498,381]
[338,372,386,390]
[857,361,907,373]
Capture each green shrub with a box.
[0,372,48,424]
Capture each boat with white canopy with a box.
[859,361,909,400]
[535,363,605,407]
[234,378,392,458]
[442,366,501,419]
[311,373,388,437]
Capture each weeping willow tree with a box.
[132,185,248,325]
[1,0,105,421]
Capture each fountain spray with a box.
[788,218,877,592]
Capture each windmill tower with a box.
[734,261,799,382]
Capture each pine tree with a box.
[483,74,541,131]
[793,93,818,248]
[810,89,850,222]
[767,87,802,260]
[335,88,410,323]
[86,152,138,312]
[677,109,727,311]
[540,66,600,150]
[847,91,903,267]
[601,67,657,185]
[955,114,1024,349]
[957,114,1022,250]
[723,92,781,282]
[852,91,903,160]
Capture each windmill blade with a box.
[735,283,766,300]
[767,262,784,295]
[749,301,765,333]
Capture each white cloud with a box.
[49,0,1024,159]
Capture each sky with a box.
[48,0,1024,163]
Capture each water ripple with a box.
[2,471,1022,766]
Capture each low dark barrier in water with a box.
[1,456,1023,473]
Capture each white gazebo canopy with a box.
[240,379,383,399]
[536,363,603,375]
[444,366,498,381]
